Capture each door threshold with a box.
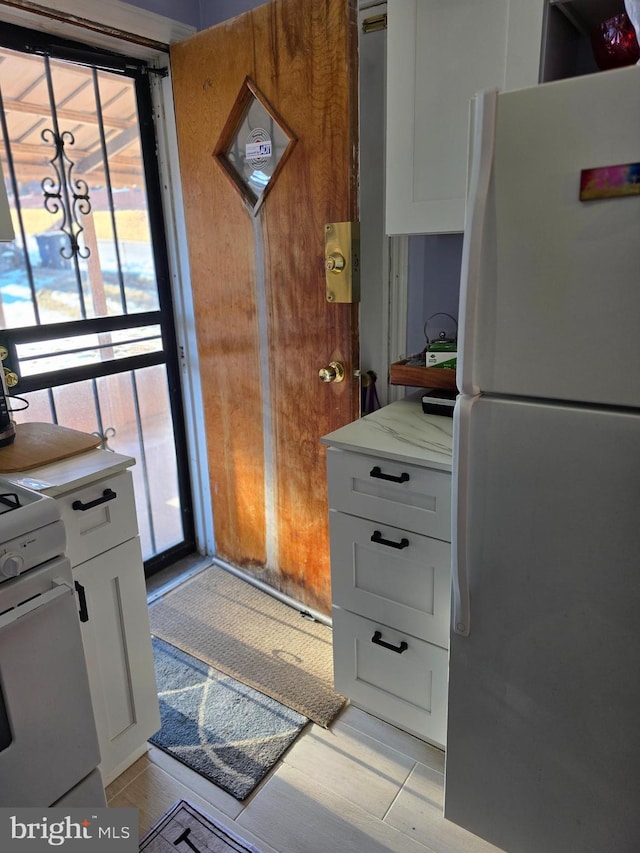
[146,554,213,605]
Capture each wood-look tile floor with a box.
[107,703,503,853]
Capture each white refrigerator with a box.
[445,65,640,852]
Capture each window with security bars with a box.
[0,24,194,573]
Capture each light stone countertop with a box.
[321,398,453,472]
[4,448,135,497]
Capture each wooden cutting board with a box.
[0,422,102,472]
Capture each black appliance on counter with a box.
[422,388,457,417]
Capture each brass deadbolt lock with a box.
[318,361,345,383]
[325,251,346,274]
[324,222,360,303]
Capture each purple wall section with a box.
[200,1,268,29]
[123,0,266,31]
[125,0,200,28]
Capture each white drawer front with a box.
[332,607,448,747]
[58,471,138,567]
[327,448,451,540]
[330,510,450,648]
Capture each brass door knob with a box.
[318,361,345,383]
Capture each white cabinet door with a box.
[386,0,544,235]
[74,537,160,785]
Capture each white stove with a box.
[0,477,105,807]
[0,479,66,582]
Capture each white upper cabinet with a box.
[385,0,545,235]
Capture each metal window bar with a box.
[9,351,164,393]
[129,369,157,554]
[3,310,163,343]
[90,376,105,442]
[91,67,128,314]
[45,387,57,423]
[0,313,166,393]
[0,88,41,325]
[16,333,162,369]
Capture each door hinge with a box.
[362,13,387,34]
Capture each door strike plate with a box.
[324,221,360,303]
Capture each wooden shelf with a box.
[389,360,457,390]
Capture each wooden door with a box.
[171,0,359,615]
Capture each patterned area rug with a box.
[139,800,264,852]
[148,566,345,728]
[150,637,308,800]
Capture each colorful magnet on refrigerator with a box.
[580,162,640,200]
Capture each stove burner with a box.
[0,493,20,514]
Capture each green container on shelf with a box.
[426,338,457,369]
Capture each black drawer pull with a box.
[74,581,89,623]
[372,630,408,654]
[72,488,116,512]
[369,465,409,484]
[371,530,409,550]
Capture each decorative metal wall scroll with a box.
[41,127,91,260]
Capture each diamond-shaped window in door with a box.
[214,77,297,215]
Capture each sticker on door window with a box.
[246,129,272,167]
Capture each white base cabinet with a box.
[58,467,160,785]
[327,445,451,748]
[73,536,160,784]
[16,454,161,786]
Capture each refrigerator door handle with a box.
[456,89,498,398]
[451,395,473,637]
